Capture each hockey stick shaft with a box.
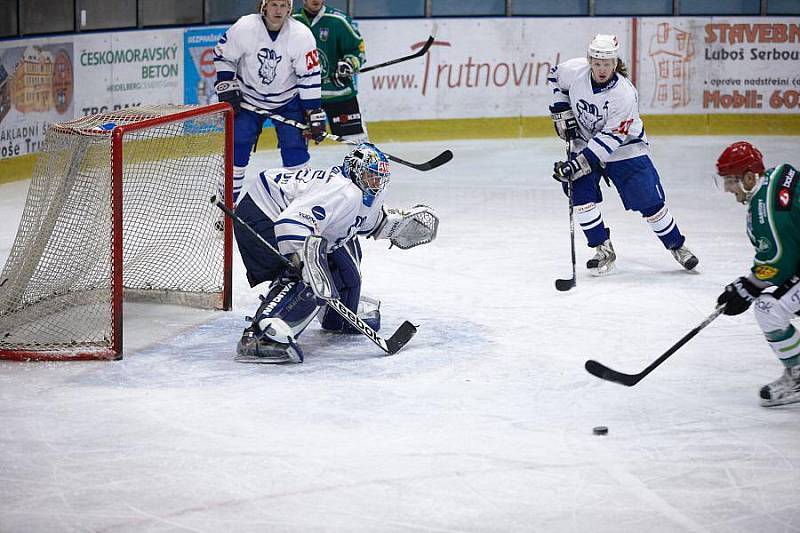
[555,141,577,291]
[359,25,437,74]
[584,305,726,386]
[211,196,416,355]
[240,102,452,172]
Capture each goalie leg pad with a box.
[320,240,372,333]
[302,235,338,301]
[235,278,320,363]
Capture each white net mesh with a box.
[0,104,231,360]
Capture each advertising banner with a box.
[637,17,800,114]
[357,18,630,121]
[184,27,226,105]
[0,38,74,157]
[73,29,183,116]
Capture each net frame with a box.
[0,103,234,361]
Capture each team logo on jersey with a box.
[755,265,779,280]
[777,168,796,211]
[575,99,609,133]
[756,237,772,253]
[319,28,329,42]
[257,48,283,84]
[311,206,326,220]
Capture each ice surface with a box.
[1,136,799,532]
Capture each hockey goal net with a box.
[0,103,233,361]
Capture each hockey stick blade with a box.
[584,359,641,386]
[359,25,437,74]
[554,277,576,292]
[387,150,453,172]
[385,321,418,355]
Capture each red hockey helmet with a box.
[716,141,765,177]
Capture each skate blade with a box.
[234,353,300,364]
[589,264,616,277]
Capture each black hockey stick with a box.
[211,196,417,355]
[240,102,453,172]
[359,24,437,74]
[555,142,577,291]
[584,305,726,386]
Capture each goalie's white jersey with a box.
[244,165,385,256]
[548,57,650,164]
[214,15,321,110]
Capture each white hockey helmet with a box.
[588,34,620,60]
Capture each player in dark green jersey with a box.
[715,141,800,406]
[293,0,368,140]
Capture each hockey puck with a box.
[592,426,609,436]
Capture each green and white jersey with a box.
[293,5,365,103]
[747,164,800,286]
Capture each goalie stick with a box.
[584,305,725,387]
[240,102,452,172]
[555,141,577,291]
[359,24,437,74]
[211,196,417,355]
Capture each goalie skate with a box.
[760,365,800,407]
[235,326,303,364]
[586,239,615,275]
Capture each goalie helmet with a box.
[588,34,619,60]
[716,141,765,177]
[343,143,391,205]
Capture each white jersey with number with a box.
[214,15,321,110]
[245,166,385,256]
[548,57,650,164]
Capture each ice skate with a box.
[670,244,699,270]
[586,239,616,275]
[760,365,800,407]
[235,326,303,364]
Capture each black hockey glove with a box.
[303,108,327,144]
[717,276,763,316]
[214,79,242,115]
[549,103,578,141]
[553,153,592,183]
[332,57,358,88]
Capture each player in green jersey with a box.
[715,141,800,406]
[293,0,368,141]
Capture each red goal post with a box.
[0,103,234,361]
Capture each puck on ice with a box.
[592,426,608,435]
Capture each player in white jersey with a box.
[214,0,325,202]
[233,143,438,363]
[548,34,698,275]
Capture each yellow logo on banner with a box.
[755,265,779,280]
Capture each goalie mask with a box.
[342,143,391,207]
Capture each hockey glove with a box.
[303,108,327,144]
[553,153,592,183]
[214,79,243,115]
[717,276,764,316]
[332,56,359,88]
[369,205,439,249]
[549,103,578,141]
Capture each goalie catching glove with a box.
[369,205,439,249]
